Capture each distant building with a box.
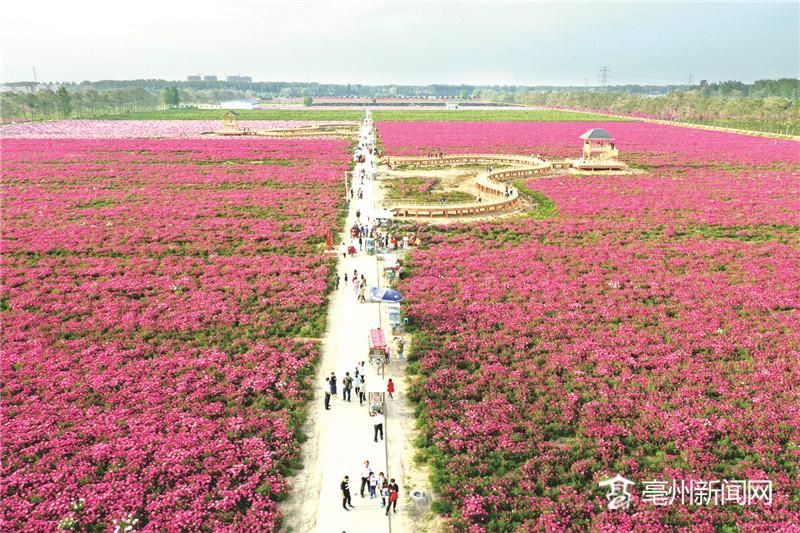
[187,75,201,82]
[197,103,222,109]
[579,128,619,161]
[203,75,218,82]
[227,75,253,83]
[220,98,259,110]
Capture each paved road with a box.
[312,112,396,533]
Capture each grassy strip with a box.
[97,108,363,120]
[372,109,631,122]
[513,179,559,219]
[672,118,798,137]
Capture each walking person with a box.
[387,378,395,399]
[324,378,331,410]
[379,473,388,507]
[358,373,366,405]
[385,479,399,515]
[343,372,353,402]
[341,476,354,511]
[360,460,373,498]
[354,365,361,394]
[368,472,378,499]
[395,337,405,360]
[330,372,337,398]
[358,285,366,303]
[335,274,340,290]
[372,409,384,442]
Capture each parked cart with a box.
[369,328,389,367]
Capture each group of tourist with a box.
[340,459,400,515]
[331,113,405,524]
[324,362,370,410]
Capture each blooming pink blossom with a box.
[1,137,350,531]
[389,121,800,530]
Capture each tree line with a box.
[478,86,800,135]
[6,77,798,99]
[1,87,161,122]
[3,78,798,134]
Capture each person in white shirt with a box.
[359,460,373,498]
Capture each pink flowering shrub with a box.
[1,137,349,531]
[396,124,800,530]
[0,120,350,139]
[418,178,437,194]
[377,121,800,166]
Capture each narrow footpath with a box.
[282,111,407,533]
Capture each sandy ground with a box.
[280,116,439,533]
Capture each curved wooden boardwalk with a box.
[384,154,554,218]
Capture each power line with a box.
[599,66,610,92]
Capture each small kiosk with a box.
[385,303,401,333]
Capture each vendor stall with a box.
[369,328,388,367]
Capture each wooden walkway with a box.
[384,154,551,218]
[383,153,629,218]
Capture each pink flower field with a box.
[392,122,800,530]
[0,120,350,139]
[1,137,349,530]
[377,121,800,166]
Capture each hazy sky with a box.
[2,1,798,85]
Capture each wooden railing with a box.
[387,153,544,168]
[385,153,552,218]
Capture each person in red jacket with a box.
[387,378,395,399]
[385,478,399,515]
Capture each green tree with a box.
[162,85,180,107]
[303,95,313,107]
[56,86,72,117]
